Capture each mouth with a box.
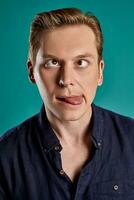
[56,95,83,105]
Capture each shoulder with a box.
[94,104,134,122]
[93,104,134,136]
[0,113,39,158]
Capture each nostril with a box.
[58,79,74,87]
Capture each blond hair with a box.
[28,8,103,64]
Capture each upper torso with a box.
[0,104,134,200]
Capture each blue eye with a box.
[45,59,60,68]
[77,59,89,68]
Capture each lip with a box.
[56,95,83,106]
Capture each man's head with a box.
[28,8,103,65]
[27,8,104,122]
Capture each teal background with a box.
[0,0,134,135]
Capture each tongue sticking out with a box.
[60,96,83,105]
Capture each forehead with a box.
[39,25,98,59]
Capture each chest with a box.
[7,141,134,200]
[60,144,92,182]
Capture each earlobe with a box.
[98,60,104,86]
[27,60,36,84]
[98,77,103,86]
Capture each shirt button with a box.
[97,141,102,148]
[54,145,60,151]
[43,148,47,152]
[60,169,65,175]
[113,184,119,191]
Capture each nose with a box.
[58,65,74,87]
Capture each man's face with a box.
[28,25,104,121]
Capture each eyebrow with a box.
[42,54,60,60]
[42,53,95,60]
[74,53,95,60]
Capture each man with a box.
[0,7,134,200]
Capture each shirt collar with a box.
[91,104,104,149]
[37,103,104,152]
[37,104,61,153]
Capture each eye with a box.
[45,59,60,68]
[77,59,89,68]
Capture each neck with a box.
[45,106,92,146]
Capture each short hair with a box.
[28,7,103,64]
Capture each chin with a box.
[56,110,88,122]
[46,101,91,122]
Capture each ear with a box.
[27,60,36,84]
[98,60,104,86]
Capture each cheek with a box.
[80,71,99,89]
[36,69,57,95]
[78,70,99,103]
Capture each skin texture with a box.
[28,25,104,124]
[28,24,104,182]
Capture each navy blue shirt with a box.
[0,104,134,200]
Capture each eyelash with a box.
[44,59,90,68]
[77,59,90,68]
[44,59,60,68]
